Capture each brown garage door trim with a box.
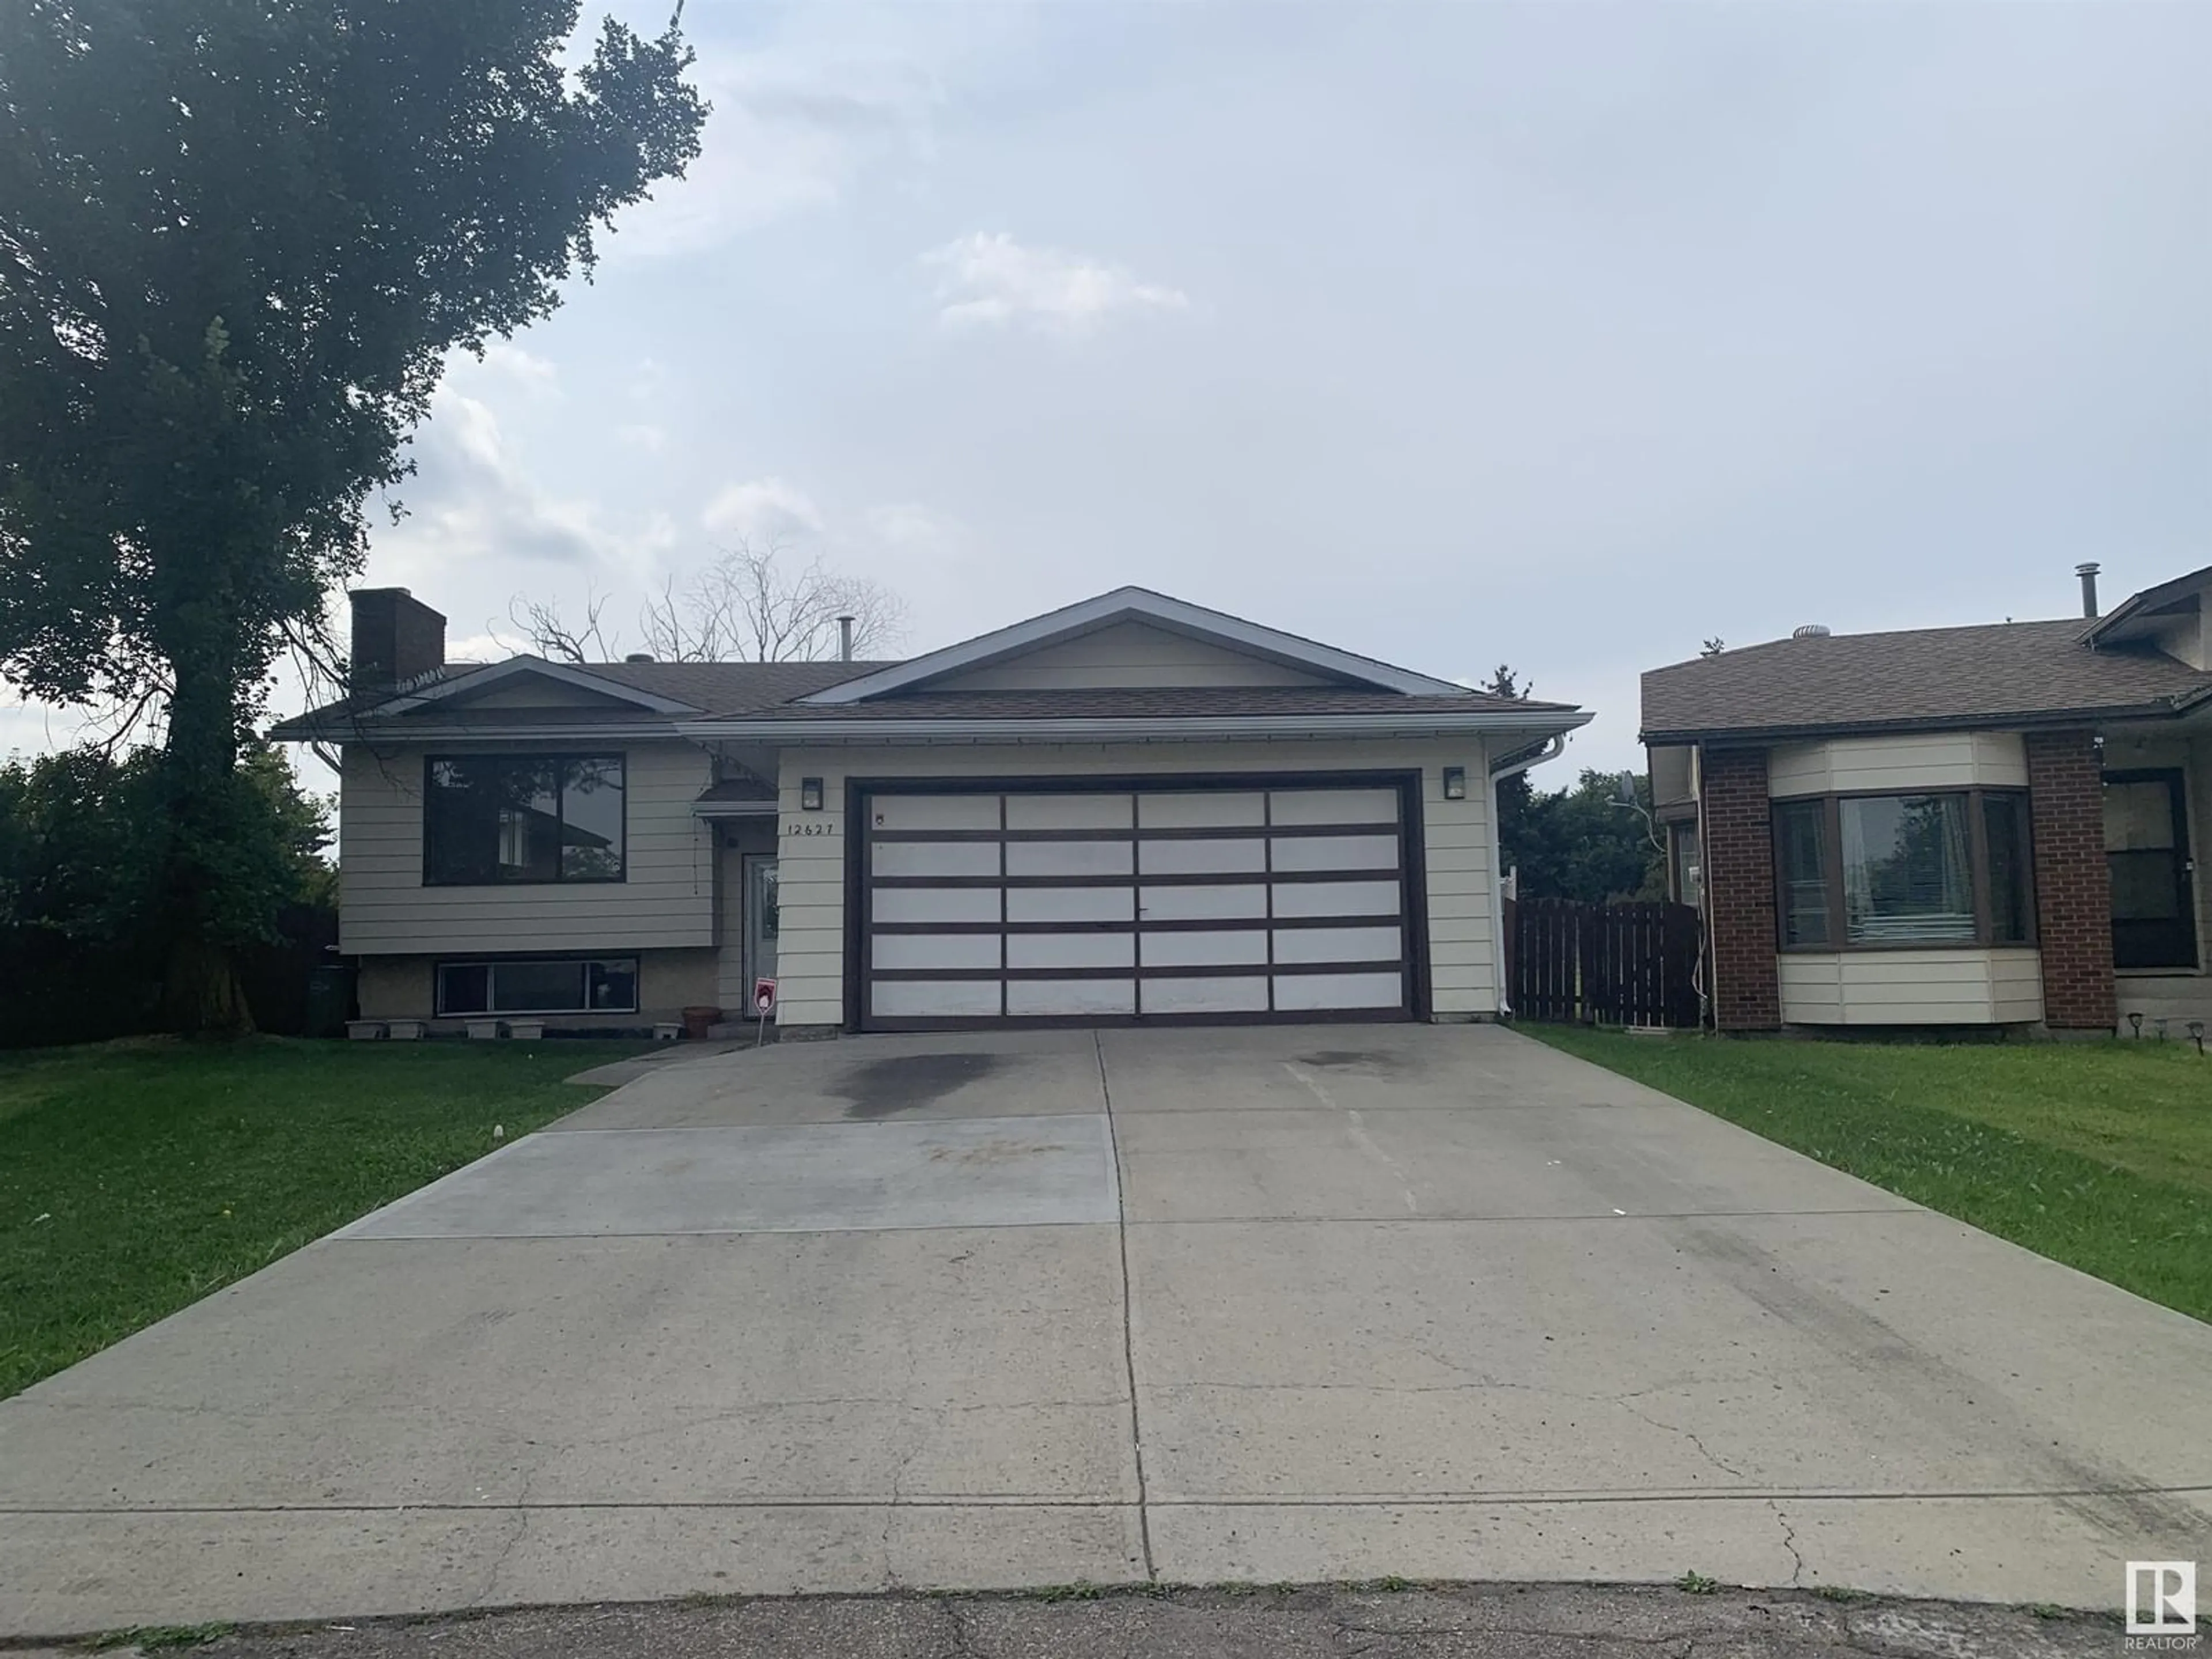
[842,769,1433,1032]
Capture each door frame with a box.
[841,769,1433,1032]
[2105,767,2198,971]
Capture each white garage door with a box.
[860,783,1414,1028]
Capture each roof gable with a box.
[365,657,702,718]
[799,587,1466,706]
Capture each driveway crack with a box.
[1770,1499,1806,1588]
[1095,1029,1156,1582]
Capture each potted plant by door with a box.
[681,1005,722,1040]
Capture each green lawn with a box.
[1529,1027,2212,1323]
[0,1037,645,1399]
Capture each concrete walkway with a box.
[1,1025,2206,1638]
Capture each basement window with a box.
[434,958,639,1016]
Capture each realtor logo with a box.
[2127,1561,2197,1642]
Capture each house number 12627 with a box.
[785,821,835,837]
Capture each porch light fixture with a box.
[1442,766,1467,801]
[800,777,824,812]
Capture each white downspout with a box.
[1488,734,1566,1018]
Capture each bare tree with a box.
[513,543,906,664]
[510,584,619,665]
[643,541,906,662]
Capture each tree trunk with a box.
[161,932,253,1034]
[157,657,256,1036]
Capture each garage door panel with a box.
[1139,837,1267,876]
[1008,886,1136,924]
[1139,882,1269,922]
[871,796,1001,832]
[1141,929,1270,968]
[1272,925,1403,965]
[1141,975,1270,1014]
[1007,979,1137,1017]
[1008,933,1136,970]
[1005,839,1134,877]
[873,888,1003,925]
[871,934,1003,971]
[1004,793,1132,831]
[1138,791,1266,829]
[870,980,1003,1018]
[872,840,1002,878]
[1273,879,1402,919]
[1268,787,1399,826]
[1275,971,1403,1011]
[1270,833,1400,873]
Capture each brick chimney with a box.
[349,588,446,698]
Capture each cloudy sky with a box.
[6,0,2209,775]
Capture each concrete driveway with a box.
[2,1025,2207,1636]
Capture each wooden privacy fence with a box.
[1503,898,1703,1028]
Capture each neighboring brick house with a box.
[1642,565,2212,1036]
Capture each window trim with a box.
[433,955,642,1017]
[1771,786,2037,953]
[422,753,629,888]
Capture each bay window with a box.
[424,755,625,885]
[1773,790,2033,949]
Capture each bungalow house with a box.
[1642,563,2212,1036]
[274,585,1589,1036]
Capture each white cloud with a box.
[922,233,1190,333]
[863,501,961,553]
[478,341,559,389]
[700,477,827,543]
[615,424,667,452]
[380,391,673,585]
[607,17,968,259]
[446,629,532,664]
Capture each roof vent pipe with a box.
[836,614,855,662]
[2076,562,2101,619]
[1792,624,1831,639]
[624,652,656,664]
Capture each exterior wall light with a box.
[800,777,824,812]
[1442,766,1467,801]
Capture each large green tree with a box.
[1483,665,1664,905]
[0,0,705,1027]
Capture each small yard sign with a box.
[753,978,777,1016]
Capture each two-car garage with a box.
[857,778,1418,1029]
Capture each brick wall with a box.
[2025,730,2117,1031]
[1701,746,1781,1031]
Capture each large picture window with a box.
[435,958,639,1016]
[424,755,625,885]
[1773,790,2033,949]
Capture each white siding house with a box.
[279,585,1589,1036]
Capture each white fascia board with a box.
[677,709,1592,746]
[797,586,1470,703]
[362,656,700,717]
[335,720,694,744]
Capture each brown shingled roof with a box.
[1641,619,2212,743]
